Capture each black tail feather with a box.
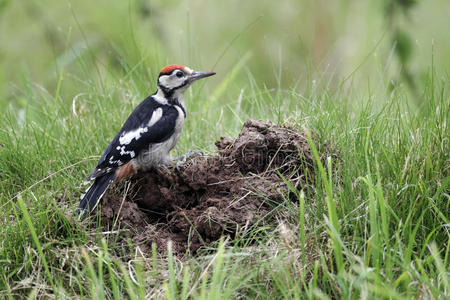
[78,172,115,220]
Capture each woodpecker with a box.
[78,65,215,219]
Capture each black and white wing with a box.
[84,97,180,183]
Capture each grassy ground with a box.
[0,0,449,299]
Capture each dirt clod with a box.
[98,120,315,256]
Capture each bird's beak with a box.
[189,71,216,83]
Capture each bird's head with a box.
[157,65,215,97]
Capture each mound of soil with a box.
[97,120,315,256]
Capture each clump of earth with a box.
[95,120,316,256]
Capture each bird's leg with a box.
[172,149,203,162]
[174,149,204,171]
[161,149,203,171]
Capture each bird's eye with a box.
[175,71,184,78]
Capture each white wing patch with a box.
[116,145,136,158]
[148,107,163,127]
[119,127,149,145]
[109,155,123,166]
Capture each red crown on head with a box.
[160,64,185,75]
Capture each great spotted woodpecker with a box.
[78,65,215,219]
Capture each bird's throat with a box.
[154,88,186,117]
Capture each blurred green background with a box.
[0,0,449,113]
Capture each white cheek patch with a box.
[159,74,185,89]
[116,146,136,158]
[148,107,163,127]
[119,127,148,145]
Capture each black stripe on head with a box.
[158,71,173,76]
[158,69,184,77]
[173,98,186,117]
[157,81,175,98]
[157,72,190,99]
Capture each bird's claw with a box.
[171,149,204,171]
[175,161,184,172]
[181,149,203,159]
[160,163,172,170]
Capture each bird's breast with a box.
[165,104,186,151]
